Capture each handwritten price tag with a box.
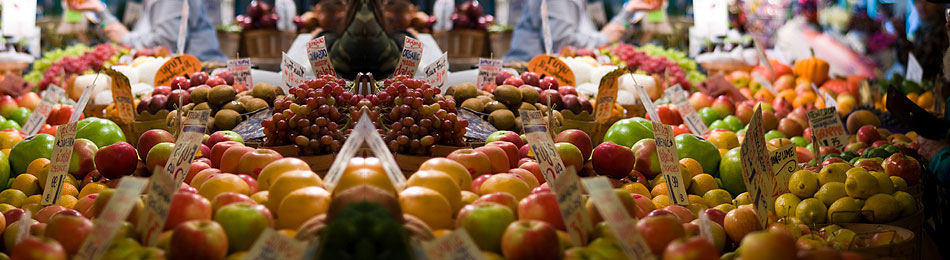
[806,108,848,151]
[594,68,624,123]
[22,86,64,136]
[823,92,838,109]
[75,177,148,260]
[906,53,922,84]
[476,58,502,89]
[769,144,797,206]
[227,58,253,90]
[104,67,135,123]
[752,72,777,95]
[15,210,31,245]
[41,121,77,205]
[423,229,486,260]
[325,112,405,192]
[653,123,689,205]
[634,79,659,122]
[394,37,424,77]
[423,52,449,91]
[281,52,307,95]
[246,228,307,260]
[307,36,335,77]
[527,55,575,87]
[582,177,655,260]
[740,105,771,228]
[665,85,708,135]
[154,55,201,87]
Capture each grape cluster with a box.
[38,44,123,90]
[380,75,466,154]
[608,44,690,88]
[262,75,350,155]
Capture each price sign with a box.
[520,110,591,246]
[769,144,797,207]
[811,83,821,97]
[227,58,253,90]
[806,108,848,151]
[698,211,714,244]
[104,68,135,123]
[307,36,335,77]
[324,112,404,192]
[75,177,148,260]
[581,177,655,260]
[541,0,552,55]
[246,228,307,260]
[906,53,922,84]
[527,55,575,87]
[665,85,708,135]
[22,86,64,136]
[594,68,625,123]
[41,121,78,205]
[138,110,210,245]
[423,52,449,91]
[394,37,424,77]
[423,229,486,260]
[176,0,190,55]
[634,79,660,122]
[823,92,838,109]
[653,123,689,205]
[752,72,777,95]
[15,210,31,245]
[154,55,201,87]
[476,58,503,90]
[740,105,771,228]
[281,52,307,94]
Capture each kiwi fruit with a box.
[208,85,237,106]
[445,85,456,96]
[165,110,180,127]
[214,109,241,130]
[236,95,253,105]
[453,83,478,101]
[190,85,211,104]
[251,83,277,103]
[514,116,523,132]
[461,98,486,112]
[519,102,537,111]
[193,102,211,111]
[476,95,493,105]
[489,109,516,130]
[519,86,540,104]
[245,98,269,112]
[207,117,216,131]
[492,85,522,107]
[222,101,246,114]
[181,103,195,115]
[483,101,508,113]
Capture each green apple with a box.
[675,134,721,175]
[709,120,729,131]
[719,147,745,196]
[76,117,127,148]
[698,107,721,125]
[7,108,30,126]
[723,115,744,132]
[790,136,809,147]
[214,203,271,252]
[0,120,19,131]
[9,133,54,176]
[459,202,515,252]
[765,130,786,140]
[603,117,654,148]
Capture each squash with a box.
[793,50,830,85]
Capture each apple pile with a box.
[451,1,494,30]
[236,0,279,30]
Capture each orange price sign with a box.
[104,67,135,123]
[153,55,201,87]
[527,55,575,87]
[594,68,624,123]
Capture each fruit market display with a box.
[236,1,280,30]
[451,1,494,30]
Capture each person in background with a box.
[503,0,662,62]
[67,0,228,62]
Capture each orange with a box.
[651,182,669,198]
[10,174,40,196]
[407,170,462,213]
[418,158,473,191]
[334,168,395,196]
[267,170,323,212]
[679,158,704,178]
[57,195,78,209]
[399,186,453,230]
[477,174,530,200]
[251,191,269,205]
[277,186,331,229]
[794,92,817,108]
[754,89,775,102]
[26,158,50,177]
[78,183,107,198]
[199,173,251,200]
[917,91,934,110]
[257,158,311,191]
[621,182,651,199]
[61,183,79,197]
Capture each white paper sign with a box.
[22,86,64,136]
[281,52,307,94]
[324,112,405,192]
[740,106,771,228]
[307,36,335,77]
[423,52,449,91]
[582,177,655,260]
[177,0,190,55]
[653,123,689,205]
[394,37,424,77]
[906,53,922,84]
[227,58,253,89]
[769,144,797,205]
[476,58,503,89]
[423,229,486,260]
[824,92,838,109]
[75,177,148,260]
[752,72,777,95]
[806,107,848,151]
[635,80,659,122]
[246,228,307,260]
[41,122,78,205]
[15,210,31,245]
[665,85,708,135]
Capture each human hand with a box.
[624,0,662,12]
[104,23,129,43]
[601,23,626,43]
[67,0,105,11]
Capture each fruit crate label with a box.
[528,55,575,87]
[104,67,135,123]
[307,36,335,77]
[227,58,254,90]
[521,110,591,246]
[769,144,796,207]
[76,177,148,260]
[15,209,31,245]
[740,105,771,228]
[823,92,837,109]
[594,68,625,124]
[324,112,405,192]
[138,110,210,245]
[155,54,201,87]
[22,85,64,136]
[423,229,485,260]
[582,177,654,260]
[176,0,189,55]
[423,52,449,92]
[541,0,552,55]
[653,123,689,205]
[394,37,424,77]
[806,107,848,151]
[906,53,922,84]
[633,78,660,122]
[247,228,306,260]
[665,85,708,135]
[281,52,307,95]
[476,58,502,90]
[751,72,777,95]
[41,121,78,205]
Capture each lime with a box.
[703,189,733,207]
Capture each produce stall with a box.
[1,0,948,259]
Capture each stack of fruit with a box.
[451,1,494,30]
[235,0,279,30]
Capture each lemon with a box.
[890,176,908,192]
[845,168,879,199]
[0,189,26,207]
[10,174,40,196]
[826,228,857,244]
[652,195,671,208]
[827,197,863,223]
[734,192,751,205]
[621,182,651,198]
[795,198,827,225]
[703,189,733,207]
[893,191,917,217]
[868,171,894,194]
[715,203,736,213]
[818,163,850,185]
[862,194,900,223]
[0,203,14,213]
[687,174,718,195]
[688,195,707,207]
[774,193,801,218]
[789,170,819,199]
[814,182,847,207]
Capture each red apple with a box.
[236,174,258,194]
[503,77,524,87]
[592,142,637,179]
[495,71,514,86]
[472,174,493,193]
[210,141,243,168]
[637,214,686,254]
[632,139,662,178]
[520,72,540,87]
[95,141,139,178]
[554,142,584,172]
[517,191,565,230]
[34,206,68,224]
[10,236,67,260]
[738,231,796,260]
[16,92,41,110]
[206,131,244,148]
[235,148,282,177]
[710,96,735,118]
[518,162,544,184]
[519,144,531,159]
[219,146,255,173]
[704,209,726,227]
[447,148,493,177]
[138,129,175,160]
[689,93,714,109]
[185,161,212,184]
[883,153,921,185]
[169,220,228,260]
[211,192,255,213]
[44,214,93,254]
[165,192,212,231]
[486,141,520,168]
[69,138,98,179]
[501,220,560,260]
[857,125,881,144]
[486,130,524,147]
[179,183,198,194]
[531,184,551,194]
[473,192,518,214]
[540,77,559,90]
[855,159,884,172]
[555,129,593,162]
[145,142,175,172]
[663,236,720,260]
[475,146,511,174]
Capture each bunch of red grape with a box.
[380,75,466,154]
[262,75,350,155]
[39,44,122,90]
[608,44,690,88]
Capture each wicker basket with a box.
[217,32,242,59]
[489,32,512,57]
[241,30,297,59]
[433,29,488,59]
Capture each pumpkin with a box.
[793,51,830,85]
[751,59,793,82]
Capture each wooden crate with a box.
[433,29,488,59]
[241,30,296,59]
[217,32,241,59]
[489,32,512,57]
